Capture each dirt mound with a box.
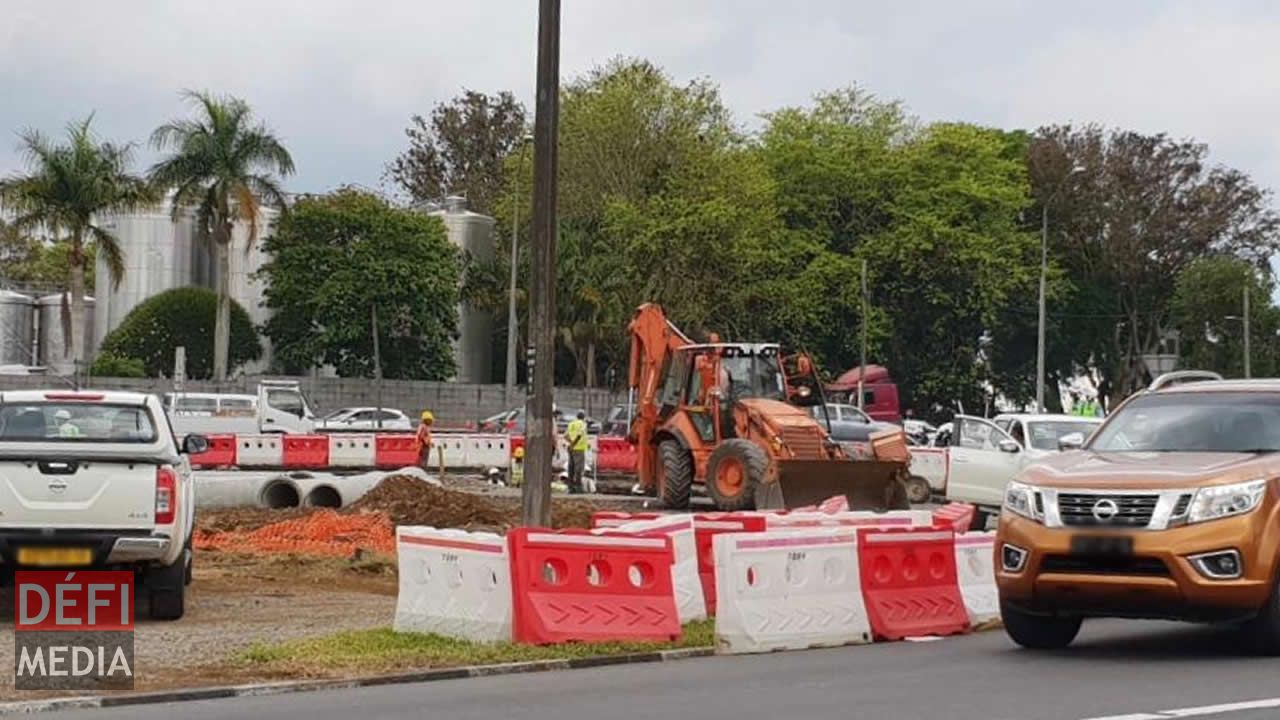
[348,475,515,531]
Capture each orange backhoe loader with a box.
[627,303,910,511]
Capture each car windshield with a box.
[1089,392,1280,453]
[1027,420,1101,451]
[0,403,158,443]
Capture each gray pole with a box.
[1036,203,1048,414]
[504,153,521,401]
[858,259,868,411]
[1244,284,1252,379]
[522,0,560,528]
[371,304,384,430]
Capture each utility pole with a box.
[505,137,533,402]
[371,304,384,429]
[1035,203,1048,414]
[522,0,560,528]
[858,259,868,411]
[1244,285,1252,379]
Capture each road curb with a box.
[0,647,716,715]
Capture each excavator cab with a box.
[628,303,910,512]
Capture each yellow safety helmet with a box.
[513,446,525,459]
[420,410,434,423]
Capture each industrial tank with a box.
[0,290,36,366]
[218,206,279,375]
[419,196,497,384]
[94,199,200,350]
[38,293,95,374]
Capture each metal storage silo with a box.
[38,293,94,374]
[425,196,496,384]
[219,206,278,374]
[94,198,200,349]
[0,290,36,366]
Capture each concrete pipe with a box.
[303,484,343,508]
[260,478,302,509]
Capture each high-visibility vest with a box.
[565,418,589,452]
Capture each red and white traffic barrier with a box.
[857,527,970,641]
[393,527,512,642]
[596,514,706,623]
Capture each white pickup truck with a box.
[166,380,317,437]
[0,390,206,620]
[909,413,1104,524]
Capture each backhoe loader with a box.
[626,303,910,511]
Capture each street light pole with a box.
[1244,285,1252,379]
[1035,203,1048,414]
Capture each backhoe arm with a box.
[627,303,692,488]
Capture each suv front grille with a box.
[1041,554,1170,576]
[1058,493,1158,527]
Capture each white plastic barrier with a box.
[393,526,512,643]
[434,435,471,469]
[237,435,283,467]
[467,434,511,469]
[955,531,998,625]
[764,510,934,530]
[599,515,706,623]
[714,529,872,655]
[328,434,378,468]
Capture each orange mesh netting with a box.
[195,510,396,558]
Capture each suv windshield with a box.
[0,403,158,443]
[1089,392,1280,453]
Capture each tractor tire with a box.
[658,440,693,509]
[905,475,932,505]
[706,439,767,511]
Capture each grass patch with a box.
[236,620,714,674]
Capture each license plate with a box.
[16,547,93,567]
[1070,535,1133,556]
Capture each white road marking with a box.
[1083,697,1280,720]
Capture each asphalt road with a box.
[40,619,1280,720]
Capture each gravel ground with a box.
[0,553,398,700]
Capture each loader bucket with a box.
[755,459,911,512]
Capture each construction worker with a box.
[565,411,589,494]
[415,410,434,469]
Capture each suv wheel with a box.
[1244,576,1280,654]
[1001,601,1081,649]
[146,557,187,621]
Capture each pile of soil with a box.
[347,474,603,532]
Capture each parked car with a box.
[479,406,602,435]
[997,370,1280,650]
[807,403,896,442]
[991,413,1103,460]
[0,390,206,620]
[316,407,413,432]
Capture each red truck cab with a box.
[826,364,902,424]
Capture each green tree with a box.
[1171,257,1280,378]
[260,189,460,379]
[97,286,261,379]
[0,117,154,366]
[148,91,295,383]
[386,90,527,213]
[0,222,97,291]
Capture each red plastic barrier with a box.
[282,435,330,469]
[189,434,237,469]
[375,434,420,469]
[857,527,969,640]
[932,503,976,533]
[590,511,664,529]
[595,436,638,473]
[693,513,768,615]
[507,528,681,645]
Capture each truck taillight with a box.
[156,467,177,525]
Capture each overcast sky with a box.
[3,0,1279,200]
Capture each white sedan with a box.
[316,407,413,431]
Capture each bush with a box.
[90,352,146,378]
[98,287,262,379]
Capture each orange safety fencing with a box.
[195,510,397,558]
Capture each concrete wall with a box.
[0,374,622,425]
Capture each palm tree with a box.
[149,91,295,382]
[0,116,154,369]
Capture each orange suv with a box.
[996,371,1280,651]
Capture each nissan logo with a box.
[1092,498,1119,522]
[47,480,68,494]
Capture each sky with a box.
[3,0,1280,200]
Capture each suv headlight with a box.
[1004,481,1041,521]
[1187,479,1268,524]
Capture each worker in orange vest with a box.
[416,410,434,469]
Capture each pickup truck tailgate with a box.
[0,459,156,530]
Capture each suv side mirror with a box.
[1058,432,1085,452]
[182,434,210,455]
[998,439,1021,454]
